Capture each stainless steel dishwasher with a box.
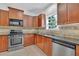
[52,39,75,56]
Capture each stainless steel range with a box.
[8,30,24,51]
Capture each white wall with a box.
[45,4,58,30]
[0,3,37,16]
[0,3,9,10]
[45,4,57,16]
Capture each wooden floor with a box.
[0,45,46,56]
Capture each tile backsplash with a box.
[58,23,79,30]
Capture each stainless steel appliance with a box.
[9,19,23,26]
[8,30,24,51]
[52,39,75,56]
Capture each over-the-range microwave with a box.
[9,19,23,27]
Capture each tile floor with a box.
[0,45,46,56]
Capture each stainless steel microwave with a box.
[9,19,23,26]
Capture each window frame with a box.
[46,14,58,30]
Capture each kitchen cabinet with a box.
[23,15,33,28]
[24,34,35,46]
[23,15,29,28]
[38,14,46,28]
[42,36,52,56]
[35,35,43,50]
[23,14,46,28]
[8,7,24,20]
[0,9,9,26]
[68,4,79,23]
[0,36,8,52]
[33,16,38,27]
[57,3,68,25]
[76,45,79,56]
[35,34,52,56]
[58,3,79,25]
[28,16,33,28]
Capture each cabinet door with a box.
[38,14,46,27]
[38,35,43,50]
[35,35,43,50]
[42,36,47,52]
[35,34,37,44]
[35,35,39,46]
[76,45,79,56]
[0,36,8,52]
[38,15,42,27]
[58,3,68,25]
[36,35,41,48]
[33,16,38,27]
[28,16,33,28]
[35,35,52,56]
[68,4,79,23]
[0,10,9,26]
[24,34,35,46]
[23,15,33,28]
[16,10,23,20]
[42,36,52,56]
[9,7,24,19]
[23,15,29,28]
[46,37,52,56]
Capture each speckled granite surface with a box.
[37,34,79,44]
[0,24,79,44]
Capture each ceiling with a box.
[0,3,53,16]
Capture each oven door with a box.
[10,35,22,46]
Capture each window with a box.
[47,14,57,29]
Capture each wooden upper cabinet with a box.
[33,16,38,27]
[68,4,79,23]
[23,15,33,28]
[0,10,9,26]
[0,36,8,52]
[38,14,46,28]
[23,15,29,28]
[8,7,24,19]
[28,16,33,28]
[23,14,46,28]
[58,3,79,25]
[57,3,68,25]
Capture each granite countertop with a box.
[37,34,79,45]
[0,28,79,45]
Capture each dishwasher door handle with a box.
[53,39,75,49]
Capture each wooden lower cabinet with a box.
[24,34,35,47]
[35,34,52,56]
[42,36,52,56]
[0,36,8,52]
[76,45,79,56]
[35,35,43,50]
